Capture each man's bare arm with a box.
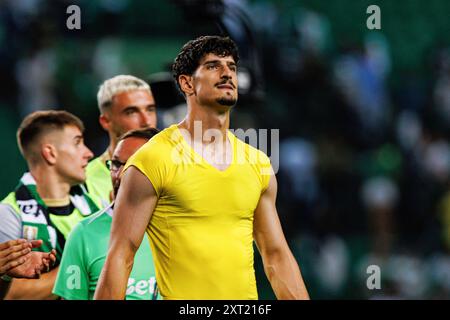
[253,173,310,300]
[94,166,158,300]
[4,267,59,300]
[1,240,57,300]
[1,239,31,300]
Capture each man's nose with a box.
[139,111,153,127]
[221,67,233,79]
[139,111,156,128]
[85,146,94,160]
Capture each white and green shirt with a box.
[53,203,160,300]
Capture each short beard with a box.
[216,97,237,107]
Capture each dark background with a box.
[1,0,450,299]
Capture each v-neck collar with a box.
[172,124,236,176]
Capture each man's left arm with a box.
[253,172,310,300]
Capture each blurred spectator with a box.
[15,47,57,117]
[361,176,399,259]
[278,137,320,236]
[332,33,391,146]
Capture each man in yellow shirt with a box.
[85,75,157,206]
[95,36,309,300]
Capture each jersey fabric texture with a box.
[85,151,112,209]
[53,203,160,300]
[124,124,272,300]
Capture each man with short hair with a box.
[95,36,309,300]
[86,75,157,206]
[53,127,161,300]
[0,110,99,299]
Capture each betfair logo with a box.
[65,264,156,297]
[126,277,157,296]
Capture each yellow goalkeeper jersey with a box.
[125,124,272,300]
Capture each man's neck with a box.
[107,136,117,160]
[178,103,233,171]
[179,103,231,144]
[29,168,71,200]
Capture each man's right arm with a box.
[94,166,158,300]
[0,239,31,300]
[4,267,59,300]
[0,205,58,299]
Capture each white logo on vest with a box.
[23,225,38,241]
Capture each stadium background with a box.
[1,0,450,299]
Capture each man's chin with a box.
[216,97,237,107]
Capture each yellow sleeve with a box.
[123,141,168,197]
[257,149,273,193]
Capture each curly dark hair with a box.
[172,35,239,95]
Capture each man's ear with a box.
[99,113,111,131]
[179,75,194,96]
[41,144,57,165]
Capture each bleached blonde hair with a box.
[97,75,152,113]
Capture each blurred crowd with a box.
[1,0,450,299]
[249,0,450,299]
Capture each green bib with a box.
[85,156,113,208]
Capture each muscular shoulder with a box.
[127,125,180,167]
[230,131,271,167]
[139,125,179,153]
[230,131,273,191]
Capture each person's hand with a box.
[40,249,57,273]
[7,248,57,279]
[0,239,32,276]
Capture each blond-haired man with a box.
[86,75,157,206]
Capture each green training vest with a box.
[2,185,99,262]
